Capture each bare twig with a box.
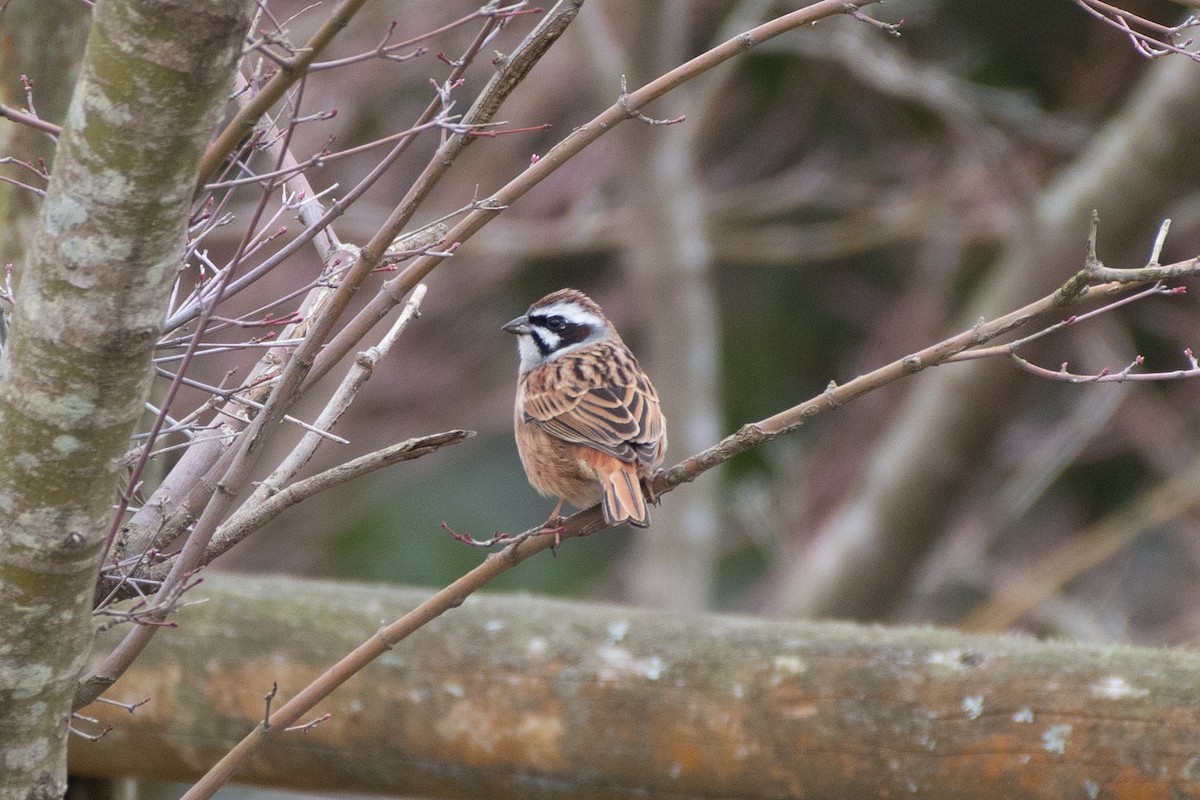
[203,429,474,562]
[274,284,425,470]
[151,370,348,443]
[0,102,61,135]
[94,695,151,713]
[197,0,375,186]
[1072,0,1200,60]
[284,714,331,733]
[197,285,433,556]
[1009,346,1199,384]
[842,2,903,36]
[439,522,519,547]
[946,282,1173,363]
[945,214,1198,382]
[101,429,476,601]
[618,75,686,126]
[306,4,524,71]
[68,720,112,742]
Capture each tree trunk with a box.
[0,2,252,798]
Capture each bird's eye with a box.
[545,315,566,331]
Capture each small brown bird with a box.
[504,289,667,528]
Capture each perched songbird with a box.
[504,289,667,528]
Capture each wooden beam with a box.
[71,572,1200,798]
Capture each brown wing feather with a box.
[520,341,665,468]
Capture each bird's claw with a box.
[642,469,664,506]
[536,517,566,554]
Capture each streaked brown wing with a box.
[522,349,664,466]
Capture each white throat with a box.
[516,334,548,373]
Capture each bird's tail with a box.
[601,462,650,528]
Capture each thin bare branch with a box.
[1072,0,1200,60]
[201,429,475,564]
[0,102,62,135]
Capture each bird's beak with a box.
[503,315,530,335]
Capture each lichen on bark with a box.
[0,2,254,798]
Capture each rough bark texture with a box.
[0,2,253,798]
[72,572,1200,799]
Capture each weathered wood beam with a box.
[71,572,1200,799]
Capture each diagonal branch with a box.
[179,237,1200,798]
[201,429,476,564]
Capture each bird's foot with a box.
[535,515,567,554]
[642,469,664,506]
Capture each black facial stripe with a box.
[529,313,592,353]
[530,327,558,357]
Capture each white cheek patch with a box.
[517,334,547,372]
[532,328,561,352]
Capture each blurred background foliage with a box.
[12,0,1196,643]
[225,0,1200,643]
